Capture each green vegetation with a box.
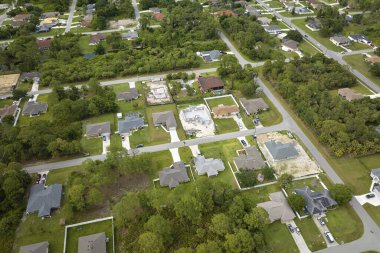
[299,41,321,56]
[205,96,236,108]
[294,217,326,251]
[214,118,239,134]
[81,137,102,155]
[266,0,285,8]
[363,204,380,227]
[262,221,298,253]
[343,54,380,87]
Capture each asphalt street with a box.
[65,0,78,33]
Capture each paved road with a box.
[65,0,78,33]
[256,0,380,93]
[219,30,380,253]
[132,0,140,20]
[0,2,15,25]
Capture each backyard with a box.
[204,95,237,108]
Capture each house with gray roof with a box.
[306,18,321,31]
[22,101,48,117]
[281,39,300,53]
[246,5,261,16]
[152,111,177,131]
[85,122,111,137]
[264,140,298,160]
[233,146,265,170]
[257,17,271,25]
[295,186,337,215]
[199,50,222,62]
[193,155,225,177]
[348,34,371,44]
[121,30,139,40]
[240,98,269,115]
[78,232,106,253]
[118,113,145,135]
[26,184,62,217]
[19,241,49,253]
[258,191,295,223]
[263,25,282,35]
[117,88,139,101]
[159,161,189,188]
[330,35,351,46]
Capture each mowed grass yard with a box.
[262,221,299,253]
[205,95,237,108]
[66,219,114,253]
[214,117,239,134]
[343,54,380,87]
[294,217,326,251]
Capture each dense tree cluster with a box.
[139,0,175,10]
[220,16,280,60]
[330,184,352,205]
[263,55,380,157]
[113,178,271,253]
[0,163,31,252]
[17,0,70,12]
[340,0,380,12]
[370,63,380,77]
[315,7,346,37]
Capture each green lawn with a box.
[299,40,321,56]
[294,217,326,251]
[286,177,324,195]
[66,219,114,253]
[110,134,122,150]
[363,204,380,227]
[325,205,364,244]
[258,95,283,126]
[350,84,374,95]
[78,35,94,54]
[263,221,299,253]
[266,0,285,8]
[199,138,241,162]
[81,137,102,155]
[18,96,54,127]
[347,42,372,51]
[111,82,130,93]
[214,118,239,134]
[33,28,65,38]
[343,54,380,87]
[178,147,193,164]
[205,95,237,108]
[0,99,12,107]
[149,150,173,178]
[47,165,84,185]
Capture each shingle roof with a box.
[295,186,337,215]
[338,88,364,102]
[121,31,139,40]
[85,122,111,137]
[348,34,371,42]
[26,184,62,217]
[240,98,269,114]
[282,39,299,51]
[89,33,106,44]
[19,241,49,253]
[264,25,281,32]
[200,50,221,62]
[118,114,144,134]
[159,162,189,188]
[193,155,225,177]
[212,105,239,117]
[0,104,17,119]
[117,88,139,101]
[78,232,106,253]
[233,146,265,170]
[264,140,298,160]
[22,101,48,116]
[152,111,177,129]
[330,35,350,44]
[258,191,295,223]
[307,18,321,29]
[198,76,224,91]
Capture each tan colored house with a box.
[212,104,239,118]
[257,191,295,223]
[0,74,20,98]
[338,88,364,102]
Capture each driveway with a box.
[170,148,181,162]
[233,115,247,131]
[121,135,131,150]
[237,136,250,148]
[286,221,312,253]
[312,216,339,247]
[102,135,110,154]
[189,145,200,157]
[129,81,136,88]
[356,194,380,206]
[169,129,180,142]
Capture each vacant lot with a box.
[343,55,380,87]
[294,217,326,251]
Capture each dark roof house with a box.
[22,101,48,116]
[85,122,111,137]
[117,88,139,101]
[197,76,224,92]
[89,33,106,45]
[295,186,337,215]
[240,98,269,115]
[118,113,145,135]
[20,72,40,81]
[264,140,299,160]
[306,18,321,31]
[152,111,177,130]
[330,35,351,46]
[121,30,139,40]
[281,39,300,52]
[199,50,222,62]
[26,184,62,217]
[0,104,18,121]
[348,34,371,44]
[233,146,265,170]
[78,232,106,253]
[19,241,49,253]
[159,161,189,188]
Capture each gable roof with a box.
[85,122,111,137]
[22,101,48,116]
[36,39,51,50]
[159,162,189,188]
[240,98,269,114]
[78,232,106,253]
[198,76,224,91]
[19,241,49,253]
[13,14,31,22]
[330,35,350,44]
[295,186,337,214]
[307,18,321,29]
[212,104,239,117]
[121,30,139,40]
[118,113,144,134]
[282,39,299,51]
[26,184,62,217]
[264,140,298,160]
[338,88,364,101]
[348,34,371,42]
[193,155,225,177]
[246,6,261,16]
[0,104,17,119]
[258,191,295,223]
[152,111,177,129]
[117,88,139,100]
[233,146,265,170]
[89,33,106,44]
[200,50,221,62]
[263,25,281,32]
[257,17,271,25]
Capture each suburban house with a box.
[197,76,224,93]
[257,192,296,223]
[198,50,222,62]
[26,184,63,217]
[293,6,313,14]
[81,15,93,27]
[86,4,96,15]
[159,161,189,189]
[152,111,177,131]
[245,6,261,16]
[20,72,40,81]
[36,39,52,50]
[193,155,225,177]
[214,10,238,17]
[41,12,60,19]
[364,57,380,65]
[118,113,145,135]
[233,146,265,170]
[121,30,139,40]
[308,0,321,9]
[37,24,51,33]
[13,14,32,22]
[212,104,239,118]
[348,34,371,44]
[338,88,364,101]
[284,1,295,10]
[89,33,106,46]
[306,18,321,31]
[153,12,165,21]
[0,104,18,122]
[370,168,380,182]
[330,35,351,46]
[295,186,337,215]
[117,88,139,101]
[264,140,299,161]
[78,232,106,253]
[85,122,111,137]
[22,101,48,117]
[263,25,282,35]
[240,98,269,115]
[281,39,300,53]
[19,241,49,253]
[0,73,20,98]
[257,17,271,25]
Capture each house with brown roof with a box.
[212,104,239,118]
[338,88,364,102]
[152,12,165,21]
[36,39,51,50]
[197,76,224,93]
[13,14,32,22]
[240,98,269,115]
[214,9,238,16]
[0,104,18,122]
[281,39,300,53]
[89,33,106,45]
[41,12,60,19]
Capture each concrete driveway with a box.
[169,129,180,142]
[286,221,312,253]
[129,81,136,88]
[189,145,200,157]
[237,136,250,148]
[102,135,110,154]
[233,115,247,131]
[170,148,181,162]
[121,135,131,150]
[312,216,339,247]
[356,194,380,206]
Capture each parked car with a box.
[295,227,301,234]
[42,174,47,179]
[317,217,325,225]
[366,193,376,199]
[121,135,125,141]
[240,139,247,147]
[36,174,41,184]
[287,224,294,233]
[236,113,241,119]
[324,231,335,243]
[102,136,106,141]
[341,51,346,54]
[136,144,144,148]
[238,123,243,130]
